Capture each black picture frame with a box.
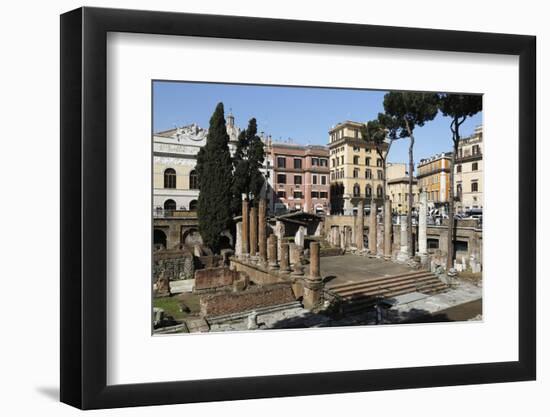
[60,6,536,410]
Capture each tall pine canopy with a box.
[195,103,234,253]
[230,118,265,214]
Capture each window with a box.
[340,168,344,178]
[277,191,286,198]
[189,200,198,211]
[376,158,383,167]
[353,169,359,178]
[320,192,328,199]
[427,238,439,249]
[312,158,319,166]
[377,170,383,180]
[472,145,480,155]
[353,183,360,197]
[311,191,319,198]
[455,241,469,252]
[164,168,176,189]
[164,199,176,211]
[353,146,360,152]
[353,155,360,165]
[331,172,335,180]
[365,185,372,197]
[321,176,327,185]
[277,157,286,168]
[294,175,302,185]
[471,181,479,192]
[354,129,359,138]
[320,158,328,167]
[332,158,336,167]
[189,170,198,190]
[312,175,317,185]
[365,157,371,166]
[365,169,372,179]
[277,174,286,184]
[472,162,478,171]
[294,158,302,169]
[456,164,462,173]
[293,191,303,199]
[377,185,383,198]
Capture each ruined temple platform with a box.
[321,254,417,287]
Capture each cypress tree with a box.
[230,118,265,213]
[195,103,234,253]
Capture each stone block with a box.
[194,267,239,291]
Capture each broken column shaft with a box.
[241,195,249,257]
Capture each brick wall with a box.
[200,284,296,317]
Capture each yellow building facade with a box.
[386,163,419,215]
[417,153,452,208]
[328,120,387,214]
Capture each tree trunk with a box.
[407,135,414,257]
[446,119,460,270]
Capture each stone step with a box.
[334,274,437,297]
[338,279,440,301]
[329,270,432,291]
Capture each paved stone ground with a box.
[386,279,482,323]
[321,254,416,287]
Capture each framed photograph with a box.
[60,6,536,410]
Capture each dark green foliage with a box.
[330,182,345,215]
[382,92,440,137]
[230,118,265,213]
[362,116,388,146]
[195,103,234,253]
[439,94,482,133]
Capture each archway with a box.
[164,199,176,211]
[153,229,167,249]
[189,199,198,211]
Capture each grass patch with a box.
[153,293,201,321]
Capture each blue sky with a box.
[153,81,482,165]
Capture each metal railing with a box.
[153,208,198,218]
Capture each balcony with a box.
[154,209,198,219]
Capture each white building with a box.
[455,125,483,212]
[153,114,240,215]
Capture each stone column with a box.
[289,243,304,276]
[258,198,267,265]
[333,227,341,248]
[303,241,323,310]
[280,241,290,273]
[267,235,279,270]
[241,195,249,257]
[384,198,392,259]
[235,221,243,257]
[397,214,409,262]
[417,191,428,263]
[355,200,365,250]
[249,206,258,257]
[368,200,377,254]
